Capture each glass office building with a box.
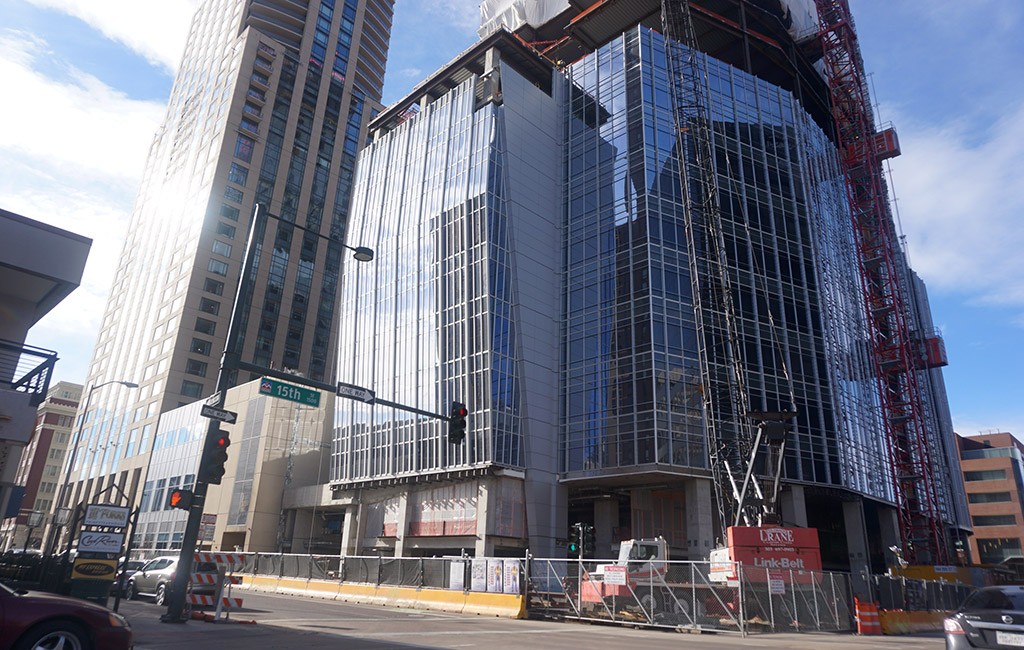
[331,8,966,567]
[64,0,394,514]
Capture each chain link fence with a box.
[527,557,855,635]
[872,573,972,612]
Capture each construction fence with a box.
[527,557,855,635]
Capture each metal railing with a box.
[872,573,973,612]
[0,339,57,406]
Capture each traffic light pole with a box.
[161,205,267,623]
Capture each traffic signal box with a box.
[198,430,231,484]
[448,401,468,444]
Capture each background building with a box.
[324,0,967,570]
[62,0,395,516]
[0,208,90,534]
[133,378,331,557]
[957,432,1024,570]
[0,382,81,551]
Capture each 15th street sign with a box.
[337,381,375,404]
[200,403,238,424]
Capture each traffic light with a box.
[568,523,581,556]
[583,524,595,555]
[168,488,194,510]
[448,401,468,444]
[198,430,231,484]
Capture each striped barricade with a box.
[188,594,244,609]
[195,552,247,565]
[854,598,882,635]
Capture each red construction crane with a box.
[814,0,949,565]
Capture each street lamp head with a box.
[119,381,139,389]
[350,246,374,262]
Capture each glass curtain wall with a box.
[334,76,522,482]
[561,28,887,499]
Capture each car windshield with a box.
[964,589,1024,611]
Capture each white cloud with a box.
[25,0,200,72]
[423,0,481,32]
[885,101,1024,316]
[0,29,166,383]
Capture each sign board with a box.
[259,378,321,407]
[78,531,125,554]
[768,571,786,595]
[502,560,520,594]
[199,513,217,542]
[72,558,118,580]
[200,403,238,424]
[726,526,823,584]
[449,560,465,591]
[470,559,488,592]
[84,504,130,528]
[603,565,628,586]
[486,559,503,593]
[336,381,376,404]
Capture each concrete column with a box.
[877,505,902,569]
[780,484,808,527]
[340,501,365,556]
[594,499,618,560]
[685,478,715,559]
[394,490,409,557]
[843,500,871,598]
[475,480,490,557]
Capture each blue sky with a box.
[1,0,1021,438]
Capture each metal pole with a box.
[162,203,267,623]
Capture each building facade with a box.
[326,0,967,571]
[63,0,394,515]
[957,433,1024,566]
[0,382,81,551]
[0,208,90,534]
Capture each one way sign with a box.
[200,403,238,424]
[336,382,375,404]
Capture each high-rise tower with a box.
[63,0,394,511]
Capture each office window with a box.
[220,204,240,221]
[208,259,229,276]
[965,470,1008,482]
[228,162,249,185]
[216,222,236,239]
[195,318,216,335]
[969,492,1013,504]
[224,186,244,203]
[212,240,232,257]
[199,298,220,315]
[186,359,208,377]
[191,338,212,355]
[234,134,255,162]
[973,515,1017,527]
[204,278,224,295]
[181,380,203,398]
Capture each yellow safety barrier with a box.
[237,574,524,618]
[878,610,947,635]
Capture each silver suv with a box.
[123,556,217,605]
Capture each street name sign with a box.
[259,377,322,407]
[337,381,375,404]
[200,403,238,424]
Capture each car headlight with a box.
[108,612,130,628]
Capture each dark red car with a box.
[0,581,132,650]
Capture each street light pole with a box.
[46,379,138,557]
[162,203,374,622]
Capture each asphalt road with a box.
[118,590,947,650]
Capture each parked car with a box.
[0,580,132,649]
[945,584,1024,649]
[111,559,147,596]
[123,556,217,606]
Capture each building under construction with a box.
[323,0,969,573]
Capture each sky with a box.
[1,0,1021,439]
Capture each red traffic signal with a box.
[448,401,468,444]
[198,430,231,484]
[168,488,194,510]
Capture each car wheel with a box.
[155,583,167,606]
[124,580,135,600]
[13,620,92,650]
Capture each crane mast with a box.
[814,0,949,564]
